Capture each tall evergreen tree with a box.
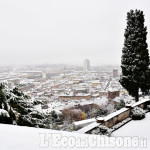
[120,10,150,102]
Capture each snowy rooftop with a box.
[107,87,119,92]
[59,92,91,97]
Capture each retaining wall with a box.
[74,99,150,132]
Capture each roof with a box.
[108,87,119,92]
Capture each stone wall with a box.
[104,109,130,128]
[74,99,150,133]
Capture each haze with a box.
[0,0,150,66]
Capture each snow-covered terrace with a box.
[75,98,150,133]
[0,113,149,150]
[112,112,150,148]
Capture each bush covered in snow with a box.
[0,83,52,128]
[0,109,10,123]
[96,106,108,116]
[95,103,116,117]
[116,99,125,110]
[147,105,150,111]
[91,125,112,136]
[131,107,145,120]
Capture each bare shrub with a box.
[62,108,82,123]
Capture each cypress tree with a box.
[120,10,150,102]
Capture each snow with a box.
[73,118,96,129]
[75,99,150,132]
[0,109,9,117]
[107,87,119,92]
[34,104,43,113]
[104,107,129,121]
[47,96,108,111]
[113,94,134,104]
[132,98,149,107]
[59,92,91,97]
[76,122,100,134]
[75,107,129,132]
[112,118,132,130]
[112,112,150,148]
[0,123,149,150]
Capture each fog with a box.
[0,0,150,65]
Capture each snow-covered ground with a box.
[0,122,149,150]
[112,112,150,148]
[46,94,147,113]
[46,96,108,112]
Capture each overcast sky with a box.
[0,0,150,66]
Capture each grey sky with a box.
[0,0,150,66]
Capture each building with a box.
[7,78,20,87]
[91,80,101,87]
[42,70,46,79]
[84,59,90,72]
[113,68,118,78]
[59,92,91,100]
[99,90,108,97]
[18,83,35,92]
[108,87,120,100]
